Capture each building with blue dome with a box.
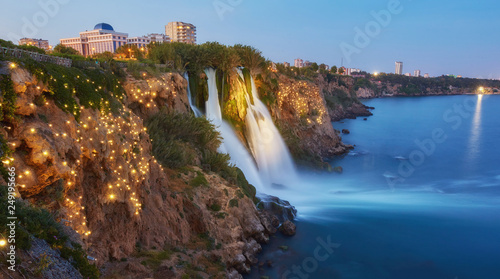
[60,23,128,56]
[94,23,114,31]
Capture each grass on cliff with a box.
[0,185,99,278]
[2,56,125,120]
[146,110,257,200]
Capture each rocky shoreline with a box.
[0,62,305,279]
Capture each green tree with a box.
[338,67,345,75]
[92,51,114,61]
[115,44,145,60]
[331,66,338,74]
[53,44,80,55]
[311,62,319,72]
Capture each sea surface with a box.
[247,95,500,279]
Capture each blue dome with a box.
[94,23,114,31]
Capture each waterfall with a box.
[238,69,298,187]
[189,68,297,190]
[183,72,203,117]
[204,68,265,189]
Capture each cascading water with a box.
[183,72,203,117]
[236,69,298,187]
[201,68,297,190]
[204,68,265,189]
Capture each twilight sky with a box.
[1,0,499,78]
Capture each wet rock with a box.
[231,254,250,274]
[279,220,297,236]
[259,211,278,234]
[227,268,244,279]
[256,194,297,223]
[342,129,350,134]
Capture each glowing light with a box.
[9,63,16,69]
[0,239,6,246]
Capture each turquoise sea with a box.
[247,95,500,279]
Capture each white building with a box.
[165,22,196,44]
[395,61,403,75]
[146,33,170,44]
[127,36,151,49]
[424,73,430,78]
[294,58,303,68]
[19,38,50,51]
[283,62,290,67]
[60,23,128,56]
[414,69,421,77]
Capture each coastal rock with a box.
[2,65,279,278]
[279,220,297,236]
[256,194,297,223]
[342,129,350,134]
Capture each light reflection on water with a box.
[467,94,483,161]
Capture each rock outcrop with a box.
[0,64,294,278]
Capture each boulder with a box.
[279,220,296,236]
[342,129,350,134]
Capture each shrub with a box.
[146,110,221,169]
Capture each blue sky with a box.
[1,0,499,78]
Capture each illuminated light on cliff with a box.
[9,63,16,69]
[30,128,36,133]
[109,194,115,200]
[0,239,6,246]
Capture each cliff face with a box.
[273,75,348,159]
[1,65,284,278]
[355,80,480,99]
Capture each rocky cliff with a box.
[0,62,294,279]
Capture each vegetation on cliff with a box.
[353,72,500,96]
[146,109,256,201]
[0,186,99,278]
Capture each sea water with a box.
[247,95,500,279]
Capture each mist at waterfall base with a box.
[244,95,500,279]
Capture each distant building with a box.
[339,66,347,75]
[127,36,151,49]
[414,69,421,77]
[404,73,411,77]
[60,23,128,56]
[324,65,330,71]
[395,61,403,75]
[19,38,50,50]
[424,73,430,78]
[283,62,290,67]
[303,60,312,67]
[294,58,303,68]
[165,22,196,44]
[146,33,170,44]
